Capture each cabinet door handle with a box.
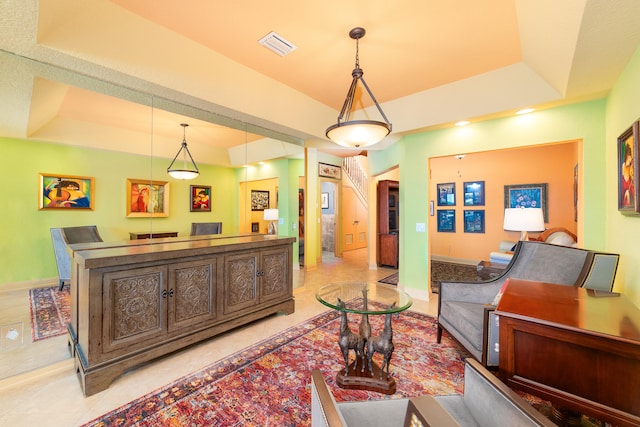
[162,289,168,298]
[168,288,175,297]
[256,271,264,277]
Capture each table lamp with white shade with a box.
[503,207,545,241]
[263,208,279,235]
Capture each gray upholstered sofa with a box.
[437,240,619,367]
[310,358,555,426]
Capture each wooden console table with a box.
[129,231,178,239]
[69,234,295,396]
[495,279,640,427]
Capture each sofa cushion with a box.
[338,399,409,427]
[435,395,480,426]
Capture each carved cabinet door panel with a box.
[167,259,217,333]
[223,251,259,314]
[101,265,167,355]
[259,247,290,304]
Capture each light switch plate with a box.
[416,223,426,232]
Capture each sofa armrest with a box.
[311,369,346,427]
[439,280,505,305]
[463,359,556,426]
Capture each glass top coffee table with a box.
[316,282,412,394]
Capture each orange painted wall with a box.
[429,141,579,260]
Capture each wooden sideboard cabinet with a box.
[70,235,295,396]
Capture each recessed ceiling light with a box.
[454,154,466,160]
[455,120,470,127]
[516,108,535,115]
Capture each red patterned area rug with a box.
[82,310,470,427]
[28,284,70,341]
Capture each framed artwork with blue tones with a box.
[437,209,456,232]
[504,183,548,222]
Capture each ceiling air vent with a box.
[258,31,297,57]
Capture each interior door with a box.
[342,186,367,252]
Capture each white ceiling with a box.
[1,0,640,166]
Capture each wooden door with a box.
[342,186,367,252]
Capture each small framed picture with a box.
[318,162,342,179]
[190,185,211,212]
[251,222,259,233]
[251,190,270,211]
[463,210,485,233]
[463,181,485,206]
[618,121,640,214]
[321,192,329,209]
[437,209,456,232]
[39,173,95,210]
[126,178,169,217]
[437,183,456,206]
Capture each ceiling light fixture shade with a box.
[326,27,391,148]
[167,123,199,180]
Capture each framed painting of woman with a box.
[618,121,640,215]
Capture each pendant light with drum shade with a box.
[325,27,392,148]
[167,123,199,180]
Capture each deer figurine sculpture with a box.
[337,298,366,376]
[367,301,396,379]
[358,286,372,372]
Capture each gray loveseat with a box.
[437,240,619,367]
[310,358,555,426]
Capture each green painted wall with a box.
[238,157,304,259]
[1,137,238,284]
[369,99,608,299]
[606,45,640,306]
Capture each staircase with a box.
[342,156,368,205]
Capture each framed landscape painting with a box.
[39,173,95,210]
[127,179,169,218]
[318,162,342,180]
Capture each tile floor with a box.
[0,249,437,426]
